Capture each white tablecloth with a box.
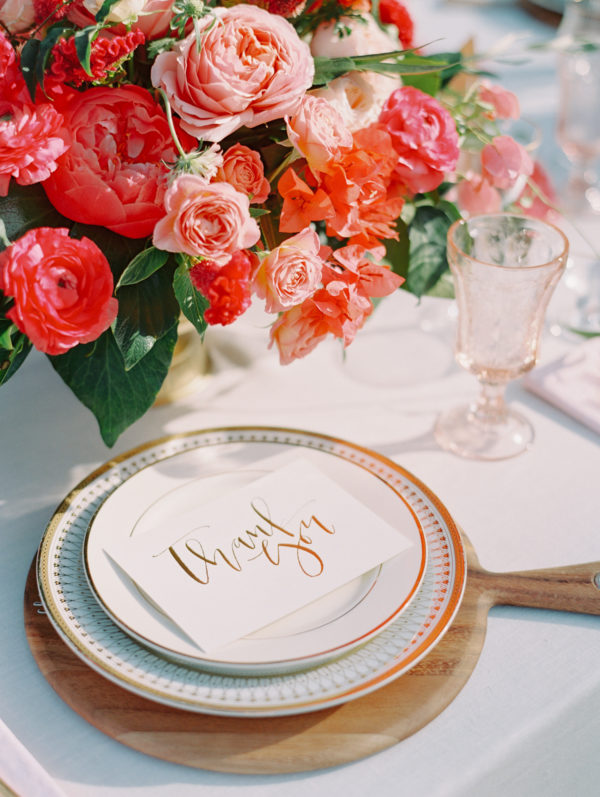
[2,2,600,795]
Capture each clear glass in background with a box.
[434,214,569,460]
[556,0,600,214]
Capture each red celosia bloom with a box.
[379,0,415,50]
[45,30,145,94]
[266,0,305,16]
[278,167,334,233]
[33,0,72,24]
[189,250,256,326]
[0,227,118,355]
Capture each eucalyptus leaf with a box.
[173,262,208,336]
[113,265,180,370]
[49,325,178,447]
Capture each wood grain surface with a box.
[24,538,600,774]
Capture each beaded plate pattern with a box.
[37,427,466,717]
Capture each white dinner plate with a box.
[83,445,427,674]
[37,427,466,717]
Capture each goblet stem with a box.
[470,380,508,425]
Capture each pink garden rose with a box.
[478,81,520,120]
[0,227,118,355]
[481,135,534,190]
[151,4,314,141]
[286,94,353,175]
[0,0,34,32]
[153,175,260,265]
[379,86,460,194]
[456,172,502,215]
[270,301,330,365]
[42,85,190,238]
[216,144,270,204]
[253,227,325,314]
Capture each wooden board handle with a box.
[472,562,600,615]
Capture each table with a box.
[2,1,600,795]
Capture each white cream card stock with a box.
[104,457,414,653]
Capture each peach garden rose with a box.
[151,4,314,142]
[253,227,325,314]
[286,94,353,175]
[153,174,260,265]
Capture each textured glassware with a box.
[434,214,569,460]
[556,0,600,213]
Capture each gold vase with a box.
[154,319,211,406]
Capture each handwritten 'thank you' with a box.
[104,458,414,652]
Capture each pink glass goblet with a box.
[434,213,569,460]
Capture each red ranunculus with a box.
[0,227,118,355]
[42,85,193,238]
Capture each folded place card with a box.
[104,457,414,653]
[524,338,600,436]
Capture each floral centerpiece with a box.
[0,0,551,445]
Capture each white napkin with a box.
[0,718,66,797]
[524,339,600,436]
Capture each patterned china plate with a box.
[37,427,466,717]
[83,444,427,674]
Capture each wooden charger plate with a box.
[24,536,600,774]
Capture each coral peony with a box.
[253,227,325,313]
[286,94,353,175]
[151,4,314,141]
[379,86,460,194]
[0,103,69,196]
[216,144,270,204]
[481,135,534,190]
[0,227,118,355]
[153,175,260,265]
[42,85,190,238]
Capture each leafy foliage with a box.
[49,324,178,447]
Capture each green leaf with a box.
[68,222,148,279]
[312,52,458,87]
[404,205,455,298]
[173,262,208,336]
[0,183,68,251]
[74,27,97,76]
[249,207,271,218]
[95,0,120,23]
[0,316,32,386]
[19,38,42,101]
[113,265,180,370]
[117,247,169,288]
[49,324,178,447]
[384,217,410,283]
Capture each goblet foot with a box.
[434,402,534,461]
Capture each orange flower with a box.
[278,167,334,233]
